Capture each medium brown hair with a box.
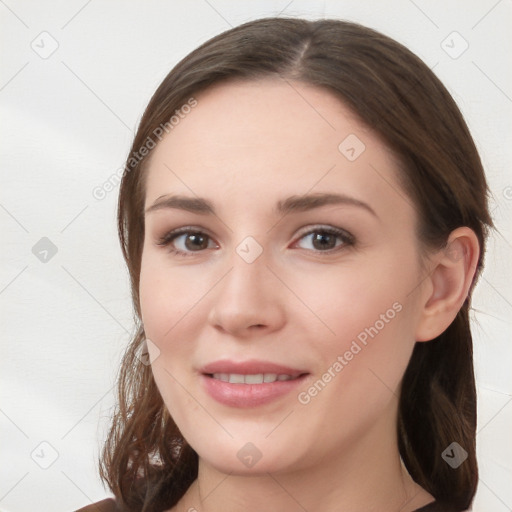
[100,17,493,511]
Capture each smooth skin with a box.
[139,78,480,512]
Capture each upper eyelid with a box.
[295,224,352,238]
[156,226,214,246]
[160,224,349,237]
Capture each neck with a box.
[172,407,433,512]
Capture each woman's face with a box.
[139,79,428,475]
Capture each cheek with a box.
[291,258,414,344]
[139,257,199,428]
[292,250,421,395]
[292,280,416,451]
[139,253,213,397]
[139,252,199,340]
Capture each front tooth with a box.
[213,373,294,383]
[245,373,264,384]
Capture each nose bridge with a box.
[207,235,285,335]
[220,237,271,307]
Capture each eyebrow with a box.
[145,192,377,218]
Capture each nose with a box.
[207,246,287,339]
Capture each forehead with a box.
[144,78,411,222]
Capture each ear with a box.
[415,227,480,342]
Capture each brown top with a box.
[74,497,453,511]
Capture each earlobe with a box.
[415,227,480,342]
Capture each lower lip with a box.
[201,374,309,408]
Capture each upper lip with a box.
[200,359,308,378]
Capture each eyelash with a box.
[156,225,355,258]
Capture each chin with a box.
[190,438,299,476]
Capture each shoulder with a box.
[74,497,120,512]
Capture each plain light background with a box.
[1,1,511,511]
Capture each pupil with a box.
[187,233,207,250]
[313,232,334,250]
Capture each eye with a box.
[156,227,217,257]
[156,225,355,258]
[293,226,354,254]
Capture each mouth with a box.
[206,372,305,384]
[199,360,310,407]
